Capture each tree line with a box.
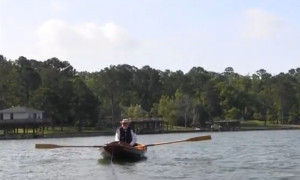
[0,55,299,130]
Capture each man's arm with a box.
[129,129,137,146]
[115,128,120,141]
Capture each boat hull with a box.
[100,142,147,161]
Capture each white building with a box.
[0,106,43,122]
[0,106,46,138]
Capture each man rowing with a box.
[115,118,137,146]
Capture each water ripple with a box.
[1,131,300,180]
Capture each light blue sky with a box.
[1,0,299,75]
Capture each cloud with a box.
[241,8,282,39]
[35,20,139,71]
[50,0,66,13]
[34,20,199,73]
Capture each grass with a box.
[240,120,294,130]
[165,125,194,131]
[241,120,273,126]
[9,126,114,135]
[43,127,115,134]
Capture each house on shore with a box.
[206,120,241,131]
[0,106,49,139]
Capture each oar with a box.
[35,144,104,149]
[35,135,211,149]
[145,135,211,147]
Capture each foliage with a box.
[1,55,300,129]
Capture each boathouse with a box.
[0,106,48,139]
[129,118,165,134]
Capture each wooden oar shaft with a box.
[146,135,211,147]
[35,144,104,149]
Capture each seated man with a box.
[115,119,137,146]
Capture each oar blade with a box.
[35,144,60,149]
[187,135,212,141]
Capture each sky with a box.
[0,0,299,75]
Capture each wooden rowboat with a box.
[100,141,147,161]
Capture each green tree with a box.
[132,66,162,111]
[72,77,99,131]
[15,57,42,105]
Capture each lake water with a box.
[1,130,300,180]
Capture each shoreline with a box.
[1,126,300,140]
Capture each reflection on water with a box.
[98,158,111,165]
[98,156,147,165]
[1,131,300,180]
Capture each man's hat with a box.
[120,119,130,124]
